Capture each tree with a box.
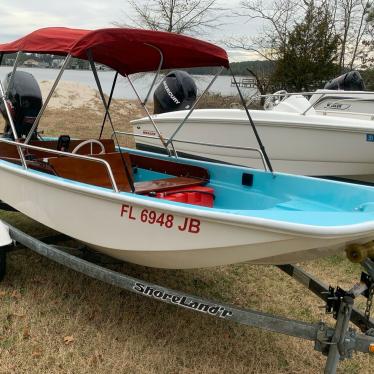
[226,0,373,91]
[225,0,304,62]
[359,4,374,67]
[333,0,372,71]
[225,1,341,92]
[224,0,308,93]
[273,2,340,91]
[115,0,224,35]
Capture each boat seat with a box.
[47,151,209,194]
[134,177,206,194]
[94,152,209,194]
[129,153,210,180]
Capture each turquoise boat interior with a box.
[127,147,374,226]
[1,136,374,229]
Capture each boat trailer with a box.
[0,219,373,374]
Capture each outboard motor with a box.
[153,71,197,114]
[324,71,365,91]
[0,71,42,139]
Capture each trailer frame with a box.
[0,220,373,374]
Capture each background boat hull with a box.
[132,109,374,182]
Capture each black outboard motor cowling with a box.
[153,71,197,114]
[0,71,42,139]
[324,71,365,91]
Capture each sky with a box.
[0,0,262,62]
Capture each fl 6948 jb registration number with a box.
[120,204,201,234]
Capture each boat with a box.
[307,71,374,120]
[260,90,374,121]
[309,90,374,120]
[1,27,374,269]
[132,69,374,183]
[132,105,374,183]
[262,71,374,120]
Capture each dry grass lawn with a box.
[0,97,373,373]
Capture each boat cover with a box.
[0,27,229,75]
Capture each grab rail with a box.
[112,131,268,171]
[0,138,120,193]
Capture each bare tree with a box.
[115,0,224,35]
[223,0,306,94]
[349,1,372,68]
[225,0,372,72]
[224,0,305,62]
[359,4,374,67]
[334,0,372,70]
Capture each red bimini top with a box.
[0,27,229,75]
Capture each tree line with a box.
[117,0,374,92]
[3,1,374,92]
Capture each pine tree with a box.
[273,2,340,91]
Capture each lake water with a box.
[0,66,257,101]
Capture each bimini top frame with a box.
[0,27,229,74]
[0,27,273,173]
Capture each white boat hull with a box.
[0,160,372,268]
[132,109,374,181]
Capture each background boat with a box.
[132,107,374,183]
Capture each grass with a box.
[0,99,373,373]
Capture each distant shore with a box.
[0,66,258,100]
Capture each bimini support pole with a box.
[128,43,183,157]
[25,54,72,144]
[99,71,118,139]
[5,51,22,98]
[165,66,224,148]
[126,74,173,157]
[125,43,182,157]
[230,67,274,173]
[87,50,135,192]
[0,55,28,169]
[142,43,164,106]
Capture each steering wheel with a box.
[71,139,106,155]
[263,90,288,110]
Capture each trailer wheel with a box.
[0,248,6,282]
